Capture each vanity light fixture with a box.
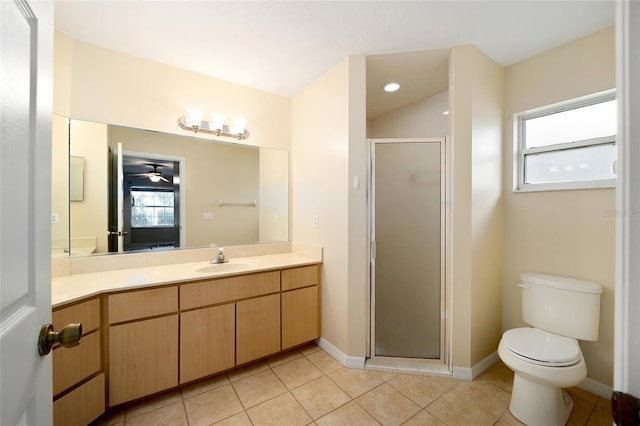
[383,82,400,92]
[178,109,250,140]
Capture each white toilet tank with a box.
[520,272,602,341]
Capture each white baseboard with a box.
[313,338,612,400]
[579,378,613,399]
[315,337,366,369]
[453,351,499,381]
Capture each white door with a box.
[117,142,124,252]
[614,0,640,405]
[1,0,54,425]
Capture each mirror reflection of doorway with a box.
[108,150,184,252]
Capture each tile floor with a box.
[91,344,612,426]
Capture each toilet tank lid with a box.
[520,272,603,294]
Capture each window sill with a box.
[514,180,616,193]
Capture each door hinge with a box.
[371,240,376,258]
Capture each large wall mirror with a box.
[51,114,289,258]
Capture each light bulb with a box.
[149,175,162,183]
[187,108,204,128]
[230,117,248,135]
[210,113,227,131]
[384,82,400,92]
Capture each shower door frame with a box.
[367,137,451,373]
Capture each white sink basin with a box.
[187,262,253,274]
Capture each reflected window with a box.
[130,188,174,227]
[515,91,616,191]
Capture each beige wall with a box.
[53,33,72,117]
[347,56,368,357]
[469,48,505,365]
[53,32,291,151]
[368,90,449,138]
[69,120,109,253]
[51,115,69,244]
[292,58,352,353]
[259,149,289,243]
[449,45,505,369]
[503,28,615,386]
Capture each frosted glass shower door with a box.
[372,139,444,359]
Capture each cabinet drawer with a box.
[180,271,280,310]
[53,298,100,334]
[53,330,101,396]
[108,286,178,324]
[53,373,105,426]
[281,265,319,291]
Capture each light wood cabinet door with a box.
[236,294,280,365]
[282,286,319,349]
[109,315,178,406]
[53,373,105,426]
[180,304,235,384]
[52,330,102,396]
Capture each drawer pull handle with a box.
[37,322,82,356]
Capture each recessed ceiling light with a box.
[384,82,400,92]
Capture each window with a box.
[130,188,174,227]
[515,91,616,191]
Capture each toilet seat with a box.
[502,328,581,367]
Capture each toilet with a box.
[498,272,602,426]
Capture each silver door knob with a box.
[38,323,82,356]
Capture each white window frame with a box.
[514,90,617,192]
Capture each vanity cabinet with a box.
[52,298,105,426]
[55,261,321,410]
[179,271,280,378]
[281,265,320,349]
[108,286,179,406]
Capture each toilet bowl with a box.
[499,273,602,426]
[498,328,587,425]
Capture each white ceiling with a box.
[54,1,615,117]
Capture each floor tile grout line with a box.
[179,396,191,426]
[227,377,254,424]
[100,346,607,426]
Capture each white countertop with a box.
[52,253,321,308]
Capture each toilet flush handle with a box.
[517,283,531,290]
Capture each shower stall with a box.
[369,138,448,370]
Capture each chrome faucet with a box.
[211,247,228,264]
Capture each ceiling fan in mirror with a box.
[130,164,170,183]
